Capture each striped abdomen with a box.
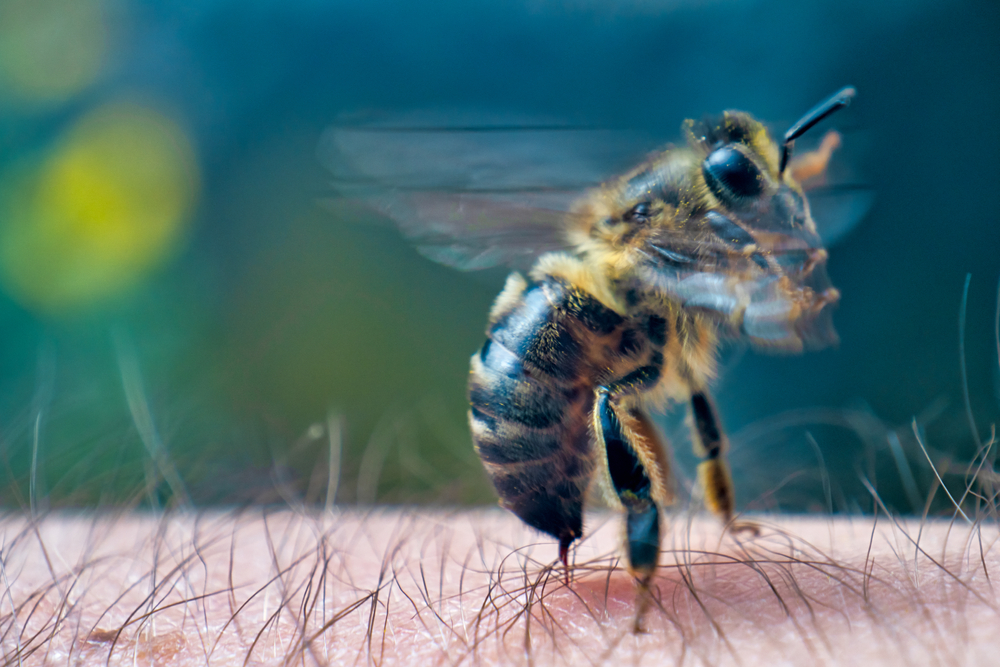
[468,273,624,547]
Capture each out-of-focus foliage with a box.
[0,0,996,514]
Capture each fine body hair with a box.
[1,507,998,666]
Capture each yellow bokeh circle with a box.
[0,103,199,312]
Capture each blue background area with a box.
[0,0,997,513]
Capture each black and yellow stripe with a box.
[468,273,625,547]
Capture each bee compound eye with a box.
[702,145,764,204]
[624,201,652,223]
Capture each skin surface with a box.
[1,509,997,666]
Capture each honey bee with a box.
[322,88,858,599]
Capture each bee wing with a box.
[352,190,579,271]
[798,129,874,246]
[318,115,650,271]
[639,208,842,351]
[807,183,874,247]
[635,242,841,351]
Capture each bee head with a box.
[688,88,855,230]
[568,89,855,351]
[570,108,816,280]
[687,112,777,210]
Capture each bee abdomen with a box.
[469,275,624,545]
[470,339,585,430]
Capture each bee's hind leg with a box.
[595,388,664,572]
[594,376,674,631]
[689,390,759,536]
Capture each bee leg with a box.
[788,129,841,182]
[595,383,672,630]
[689,391,758,535]
[627,506,658,635]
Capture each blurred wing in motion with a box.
[808,184,875,246]
[796,129,874,246]
[318,112,650,271]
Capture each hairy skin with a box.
[1,509,998,666]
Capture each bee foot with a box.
[727,520,762,538]
[632,575,653,634]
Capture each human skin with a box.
[1,509,997,666]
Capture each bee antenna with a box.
[779,86,856,177]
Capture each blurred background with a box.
[0,0,996,514]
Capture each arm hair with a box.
[1,508,997,666]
